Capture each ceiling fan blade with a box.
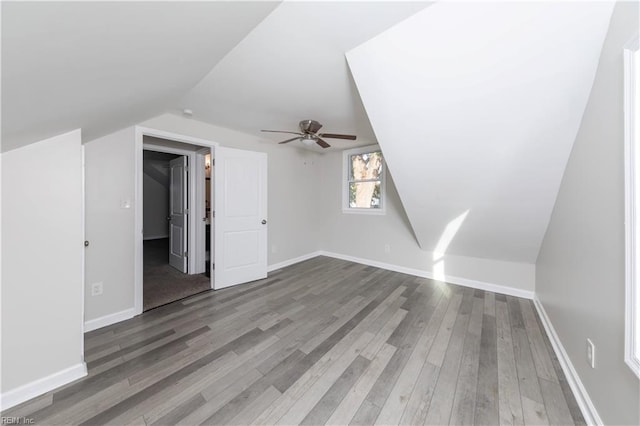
[318,133,357,140]
[278,137,301,144]
[261,130,303,136]
[316,138,331,149]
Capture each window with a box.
[343,145,385,214]
[624,36,640,379]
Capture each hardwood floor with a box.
[3,256,584,425]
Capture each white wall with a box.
[140,114,323,265]
[1,130,85,398]
[83,114,322,322]
[84,113,535,326]
[345,2,613,265]
[536,3,640,425]
[84,127,136,322]
[143,172,169,239]
[319,150,535,295]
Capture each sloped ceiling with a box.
[1,1,279,151]
[143,151,178,188]
[178,1,432,151]
[2,1,431,153]
[347,1,614,263]
[1,1,619,266]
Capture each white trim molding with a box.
[533,297,603,425]
[342,144,386,215]
[85,251,532,331]
[135,128,144,315]
[0,363,87,411]
[78,249,534,352]
[143,141,201,276]
[623,35,640,378]
[84,307,136,332]
[80,142,86,361]
[134,126,219,315]
[267,251,322,272]
[194,148,209,279]
[318,251,534,299]
[265,250,533,298]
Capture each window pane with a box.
[349,181,381,208]
[350,151,383,182]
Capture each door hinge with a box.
[212,211,215,217]
[185,166,190,172]
[184,251,189,258]
[185,209,190,214]
[212,159,215,167]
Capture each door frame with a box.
[142,143,197,273]
[81,143,86,358]
[195,147,211,275]
[134,126,218,315]
[624,35,640,378]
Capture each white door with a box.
[214,147,267,289]
[169,156,188,273]
[210,161,215,266]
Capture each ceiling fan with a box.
[261,120,356,148]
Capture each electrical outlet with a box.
[586,338,595,368]
[384,244,391,254]
[91,282,103,296]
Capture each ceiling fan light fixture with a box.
[301,135,316,146]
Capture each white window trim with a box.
[623,35,640,379]
[342,144,386,215]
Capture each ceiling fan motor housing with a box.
[299,119,322,134]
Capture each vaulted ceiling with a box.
[1,1,279,151]
[2,1,619,265]
[347,1,614,263]
[2,1,430,152]
[178,1,432,151]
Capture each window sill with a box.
[342,208,386,216]
[625,354,640,379]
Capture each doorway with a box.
[141,137,212,310]
[133,127,269,316]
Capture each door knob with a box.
[261,219,267,225]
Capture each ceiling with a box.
[347,1,615,263]
[178,1,432,152]
[2,1,432,153]
[1,1,620,266]
[1,1,279,152]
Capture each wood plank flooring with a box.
[3,256,585,425]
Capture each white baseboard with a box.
[533,297,602,425]
[265,250,533,299]
[268,251,322,272]
[318,251,534,299]
[0,362,87,411]
[84,307,136,332]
